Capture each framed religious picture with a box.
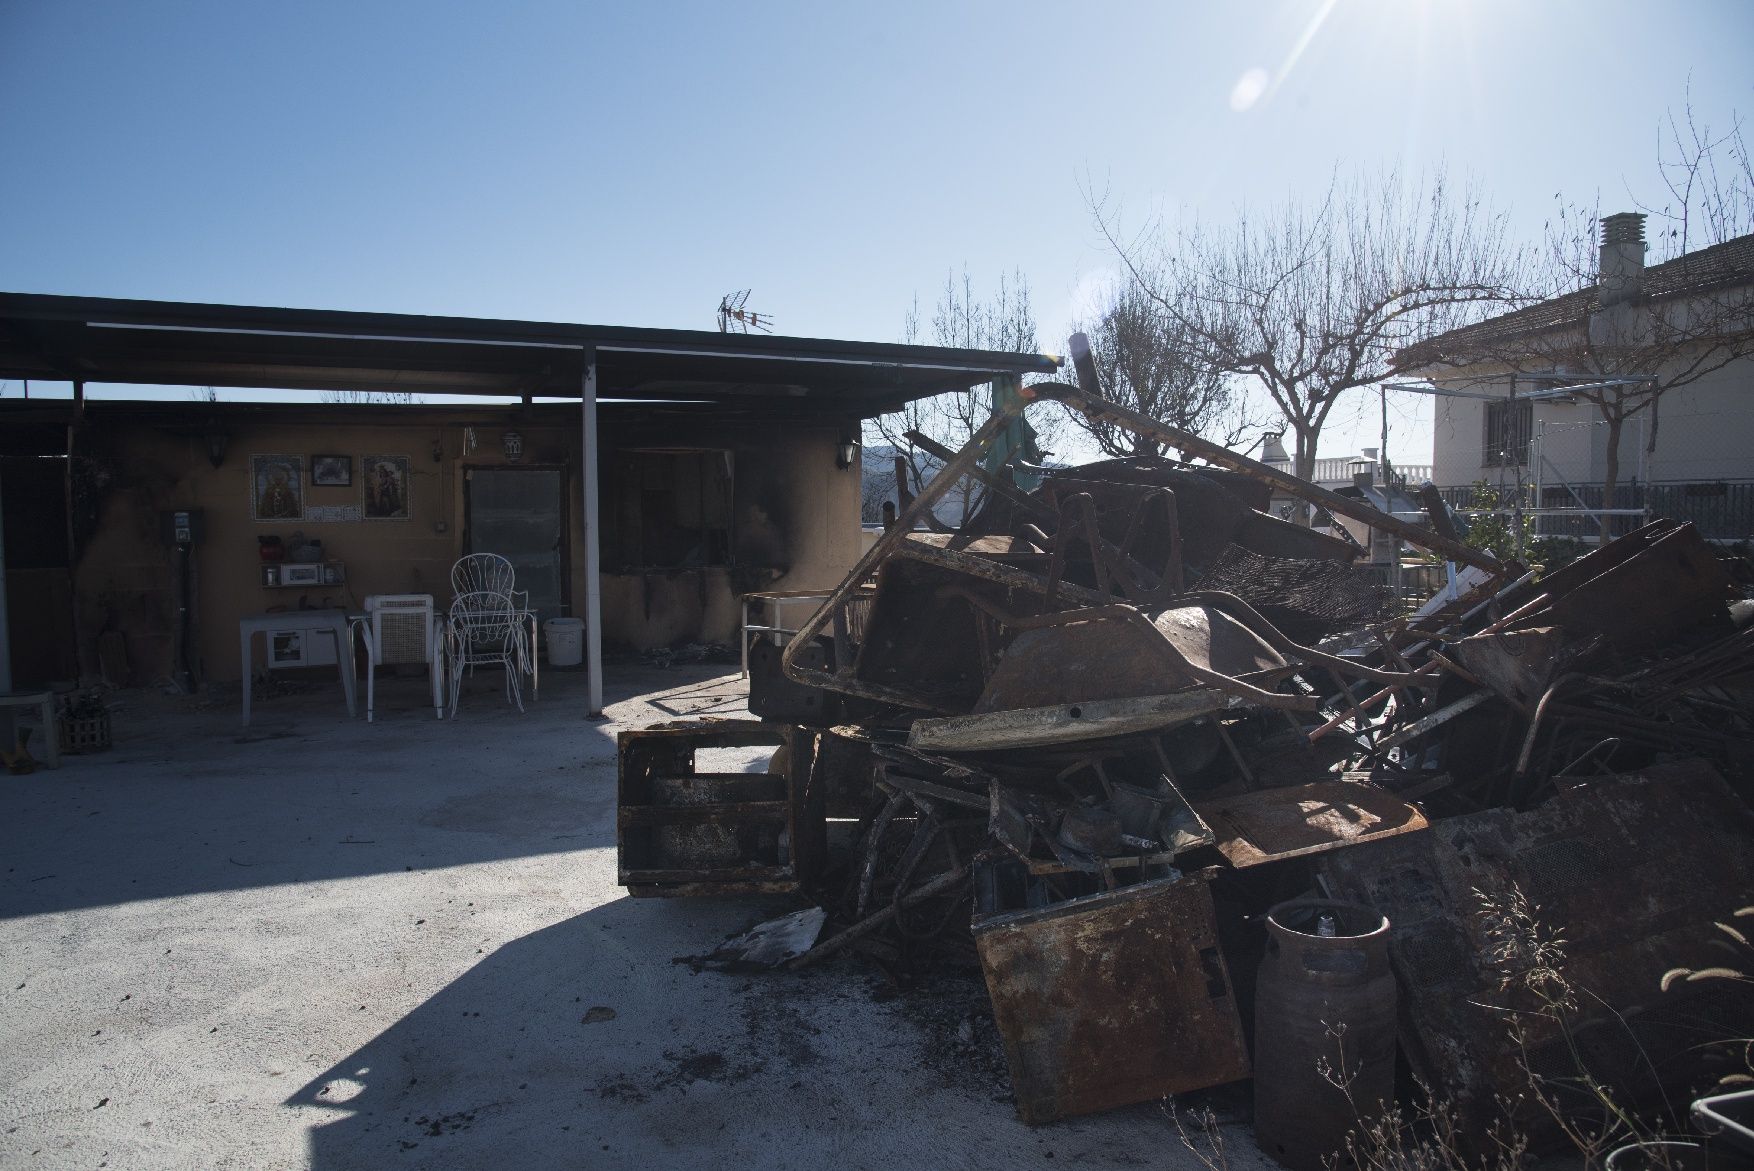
[251,455,304,521]
[361,455,412,520]
[310,454,352,487]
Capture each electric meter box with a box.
[159,509,205,547]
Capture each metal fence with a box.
[1436,480,1754,543]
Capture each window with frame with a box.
[1482,398,1532,468]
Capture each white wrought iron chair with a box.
[449,552,540,700]
[354,594,444,722]
[451,553,522,609]
[445,589,529,717]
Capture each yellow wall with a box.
[68,409,860,684]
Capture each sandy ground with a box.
[0,664,1272,1171]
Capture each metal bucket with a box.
[1254,898,1395,1171]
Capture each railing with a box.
[1436,480,1754,543]
[1268,458,1434,486]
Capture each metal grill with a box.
[1192,546,1399,634]
[378,609,430,664]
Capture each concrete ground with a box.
[0,664,1272,1171]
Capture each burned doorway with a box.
[464,467,567,622]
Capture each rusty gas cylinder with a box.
[1253,898,1395,1171]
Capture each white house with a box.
[1393,214,1754,542]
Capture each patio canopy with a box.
[0,290,1058,718]
[0,292,1057,415]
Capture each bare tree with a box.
[1102,170,1522,520]
[1642,90,1753,259]
[1072,279,1255,457]
[867,267,1047,524]
[320,389,421,404]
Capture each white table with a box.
[0,691,59,768]
[239,610,358,727]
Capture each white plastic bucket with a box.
[544,617,585,667]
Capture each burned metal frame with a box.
[782,382,1488,710]
[1029,382,1510,575]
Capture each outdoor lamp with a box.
[204,421,229,469]
[836,434,859,470]
[502,430,523,462]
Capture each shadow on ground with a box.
[0,665,740,919]
[285,892,1191,1171]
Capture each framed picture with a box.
[251,455,303,521]
[310,454,352,487]
[361,455,412,520]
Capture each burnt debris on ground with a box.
[615,373,1754,1166]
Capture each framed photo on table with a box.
[310,454,352,487]
[361,455,412,520]
[250,454,303,521]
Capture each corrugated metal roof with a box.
[0,291,1059,417]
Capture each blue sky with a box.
[2,0,1750,462]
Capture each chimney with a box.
[1598,212,1646,307]
[1261,430,1289,464]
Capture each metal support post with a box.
[581,351,604,717]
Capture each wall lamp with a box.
[204,421,229,469]
[502,430,523,462]
[835,434,860,471]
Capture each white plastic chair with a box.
[356,595,444,722]
[445,589,528,717]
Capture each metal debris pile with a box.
[616,377,1754,1161]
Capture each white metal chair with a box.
[445,589,529,717]
[451,553,523,609]
[355,595,444,722]
[449,551,540,700]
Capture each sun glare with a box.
[1230,68,1272,112]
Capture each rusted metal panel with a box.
[974,603,1291,713]
[616,719,825,896]
[973,871,1250,1124]
[1320,759,1754,1151]
[1453,626,1572,710]
[1507,520,1731,655]
[909,691,1237,753]
[1196,778,1429,868]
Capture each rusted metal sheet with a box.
[975,603,1291,713]
[909,690,1237,752]
[1453,626,1573,710]
[973,870,1250,1124]
[1320,759,1754,1151]
[1506,519,1731,654]
[1195,778,1429,868]
[617,719,825,897]
[746,637,847,727]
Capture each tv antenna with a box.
[717,290,772,334]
